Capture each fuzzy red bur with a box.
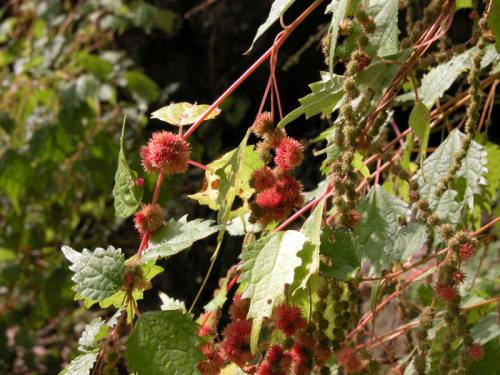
[250,166,278,192]
[196,343,225,375]
[435,281,458,301]
[135,177,144,186]
[275,304,307,337]
[274,137,303,173]
[459,243,475,261]
[290,341,314,375]
[140,131,190,175]
[469,343,484,361]
[220,319,255,367]
[452,270,466,284]
[348,211,361,227]
[229,293,251,320]
[133,204,164,235]
[257,345,292,375]
[337,347,363,373]
[252,112,274,138]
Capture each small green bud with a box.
[357,34,370,48]
[440,224,455,241]
[354,9,369,23]
[427,214,441,227]
[364,20,377,34]
[106,350,120,365]
[103,365,118,375]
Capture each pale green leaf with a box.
[414,129,488,222]
[59,353,97,375]
[320,226,361,281]
[238,231,307,353]
[326,0,349,76]
[456,0,472,9]
[354,185,410,274]
[352,151,370,178]
[289,274,322,321]
[138,215,223,264]
[159,292,186,311]
[470,312,500,345]
[113,117,143,218]
[410,102,431,181]
[354,57,388,91]
[290,198,326,295]
[278,74,344,128]
[77,53,113,81]
[226,212,263,236]
[384,221,429,262]
[124,310,204,375]
[488,0,500,53]
[313,127,343,165]
[246,0,295,53]
[62,245,125,301]
[150,102,221,126]
[78,318,106,350]
[398,44,499,107]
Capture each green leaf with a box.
[138,215,223,264]
[124,310,204,375]
[238,231,307,353]
[150,103,221,126]
[77,53,113,81]
[409,102,431,180]
[124,70,160,104]
[414,129,488,222]
[335,0,399,60]
[488,0,500,53]
[398,44,499,107]
[113,117,143,218]
[75,75,100,101]
[130,1,157,31]
[319,226,361,281]
[59,353,98,375]
[246,0,295,53]
[278,74,344,128]
[0,149,30,215]
[62,245,126,301]
[313,127,344,165]
[384,221,429,263]
[289,274,322,321]
[78,318,106,349]
[470,312,500,345]
[352,151,370,178]
[155,9,175,35]
[354,57,388,91]
[159,292,186,311]
[203,279,228,313]
[290,198,326,295]
[326,0,350,76]
[355,185,410,274]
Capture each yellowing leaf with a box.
[352,151,370,178]
[150,102,220,126]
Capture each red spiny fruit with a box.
[459,243,475,261]
[140,131,190,174]
[252,112,274,138]
[348,211,361,227]
[275,137,304,171]
[356,52,372,72]
[196,343,225,375]
[266,128,287,149]
[469,343,484,361]
[452,270,466,284]
[124,273,134,284]
[435,281,446,296]
[337,348,363,373]
[229,293,251,321]
[259,201,293,227]
[257,345,292,375]
[275,304,307,337]
[220,319,255,367]
[256,189,282,210]
[439,285,459,302]
[135,178,144,186]
[276,176,304,207]
[290,341,314,375]
[133,204,164,235]
[250,166,278,192]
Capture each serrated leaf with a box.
[489,1,500,53]
[124,310,204,375]
[62,245,125,301]
[384,221,429,263]
[319,226,361,280]
[335,0,398,60]
[238,231,307,353]
[138,215,222,264]
[150,102,221,126]
[226,212,263,236]
[278,74,344,128]
[470,312,500,345]
[414,129,488,221]
[246,0,295,53]
[290,198,326,295]
[397,44,499,107]
[78,318,106,350]
[354,185,410,275]
[113,117,143,218]
[159,292,186,311]
[204,279,228,313]
[326,0,349,76]
[352,151,370,178]
[59,352,98,375]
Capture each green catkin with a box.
[401,0,448,49]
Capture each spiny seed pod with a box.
[106,350,120,365]
[306,322,317,334]
[249,166,277,192]
[252,111,274,138]
[413,354,427,373]
[440,224,455,240]
[427,213,441,227]
[339,19,354,36]
[318,319,329,331]
[102,365,118,375]
[357,34,370,48]
[364,20,377,34]
[133,204,164,235]
[354,9,369,23]
[368,360,381,373]
[315,300,327,312]
[359,347,372,360]
[140,131,190,175]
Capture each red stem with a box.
[188,160,208,170]
[152,172,164,206]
